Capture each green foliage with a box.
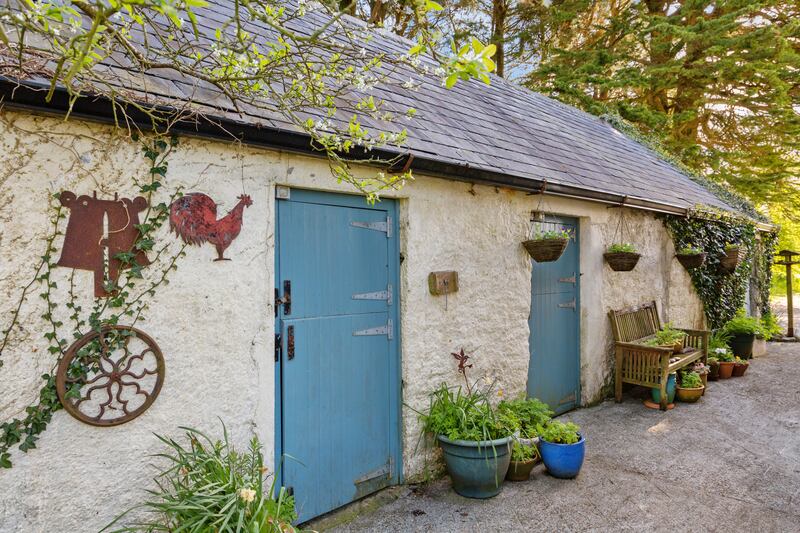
[524,1,799,220]
[419,383,512,442]
[607,243,637,254]
[678,246,703,255]
[497,397,553,438]
[760,312,782,340]
[734,356,749,366]
[538,420,580,445]
[103,425,296,532]
[1,137,185,468]
[531,229,570,241]
[644,323,686,347]
[510,442,538,462]
[680,371,703,389]
[661,214,765,329]
[722,310,762,336]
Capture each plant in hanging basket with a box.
[718,243,745,274]
[676,246,706,269]
[522,229,570,263]
[604,243,640,272]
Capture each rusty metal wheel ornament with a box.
[56,325,164,427]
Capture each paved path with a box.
[327,343,800,532]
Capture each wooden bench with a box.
[609,301,709,410]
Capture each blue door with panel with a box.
[527,216,580,415]
[275,189,400,523]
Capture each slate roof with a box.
[3,0,733,213]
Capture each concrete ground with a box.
[322,343,800,532]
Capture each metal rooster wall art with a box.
[169,192,253,261]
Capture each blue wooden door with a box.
[275,190,400,523]
[528,216,580,415]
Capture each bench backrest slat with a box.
[609,300,661,343]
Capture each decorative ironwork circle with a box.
[55,325,165,427]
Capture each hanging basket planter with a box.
[604,251,641,272]
[523,237,569,263]
[718,245,745,274]
[676,252,706,270]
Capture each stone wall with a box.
[0,110,704,532]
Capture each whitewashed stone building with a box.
[0,6,753,531]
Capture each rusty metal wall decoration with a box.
[57,191,151,297]
[55,325,165,427]
[169,192,253,261]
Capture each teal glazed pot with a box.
[539,434,586,479]
[651,373,677,404]
[437,435,512,498]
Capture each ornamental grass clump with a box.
[104,425,296,533]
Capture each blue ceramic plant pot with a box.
[437,435,512,498]
[651,372,677,404]
[539,433,585,479]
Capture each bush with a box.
[723,309,762,336]
[420,383,512,442]
[680,371,703,388]
[538,420,581,445]
[497,397,553,438]
[104,426,296,533]
[760,312,782,339]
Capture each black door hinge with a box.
[275,333,281,362]
[274,280,291,316]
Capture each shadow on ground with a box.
[319,343,800,532]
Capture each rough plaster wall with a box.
[0,109,705,531]
[0,111,277,533]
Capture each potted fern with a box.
[676,371,704,403]
[675,245,706,269]
[722,310,761,359]
[417,349,515,499]
[538,420,585,479]
[604,242,641,271]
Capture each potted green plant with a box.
[715,348,735,379]
[497,396,553,441]
[523,228,571,263]
[690,361,710,394]
[719,242,745,274]
[537,420,585,479]
[675,245,706,269]
[732,356,750,377]
[604,242,640,271]
[417,349,514,499]
[643,322,687,353]
[707,357,720,381]
[755,313,781,356]
[722,310,761,359]
[506,442,539,482]
[676,371,704,402]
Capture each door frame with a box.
[273,187,404,493]
[529,214,581,413]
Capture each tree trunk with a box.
[491,0,508,77]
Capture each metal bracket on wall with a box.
[353,319,394,339]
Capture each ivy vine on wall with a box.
[661,212,775,330]
[0,136,185,469]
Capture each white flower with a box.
[239,488,256,504]
[714,348,727,354]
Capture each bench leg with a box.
[615,348,623,403]
[659,380,668,410]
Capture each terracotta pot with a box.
[708,361,720,381]
[718,361,734,379]
[506,459,537,481]
[676,385,704,403]
[523,238,569,263]
[732,362,749,377]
